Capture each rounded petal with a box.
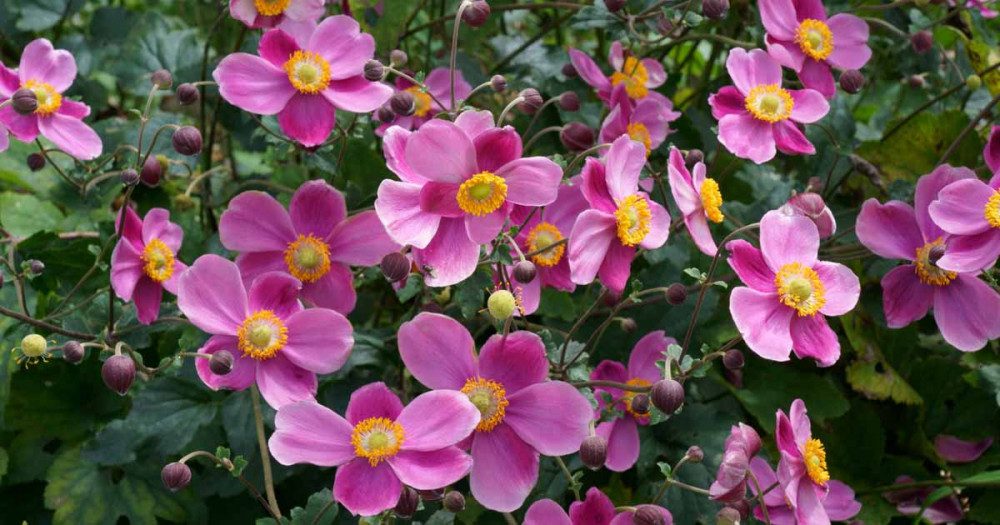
[933,435,995,464]
[453,109,495,140]
[247,271,302,319]
[474,127,523,173]
[667,147,699,215]
[730,287,794,362]
[235,251,287,289]
[628,330,674,382]
[597,418,640,472]
[464,205,509,244]
[760,209,819,271]
[759,0,799,41]
[397,312,477,391]
[813,261,860,316]
[220,191,296,252]
[928,179,994,236]
[642,58,666,87]
[916,165,976,240]
[581,157,617,213]
[419,181,464,217]
[726,239,777,292]
[525,500,571,525]
[685,209,718,257]
[195,335,257,391]
[289,180,346,239]
[726,48,783,96]
[470,424,539,512]
[111,239,144,302]
[881,265,933,328]
[345,382,404,425]
[598,238,636,295]
[132,277,164,325]
[855,199,922,260]
[570,487,619,525]
[412,217,480,287]
[388,447,472,490]
[569,210,617,286]
[326,210,402,265]
[568,48,611,92]
[405,119,477,183]
[322,76,393,112]
[936,229,1000,273]
[766,37,807,71]
[141,208,183,252]
[497,157,563,207]
[774,121,816,156]
[789,89,829,123]
[213,53,295,114]
[824,480,862,521]
[177,255,249,335]
[269,400,355,466]
[258,28,300,67]
[308,15,374,80]
[19,39,76,92]
[797,59,835,99]
[397,390,480,451]
[37,113,101,160]
[790,314,840,367]
[826,14,871,70]
[229,0,258,26]
[933,274,1000,351]
[478,331,549,395]
[708,86,747,120]
[604,136,646,203]
[640,199,670,250]
[0,107,39,142]
[718,113,776,164]
[300,263,356,313]
[382,126,424,183]
[282,308,353,374]
[375,180,441,249]
[504,381,592,456]
[255,355,318,408]
[278,93,335,147]
[334,459,401,517]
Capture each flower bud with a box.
[560,122,595,152]
[580,434,608,470]
[517,88,544,114]
[443,490,466,512]
[716,506,742,525]
[28,259,45,276]
[389,49,408,67]
[140,155,162,186]
[701,0,729,20]
[364,60,385,82]
[910,30,933,54]
[650,379,684,414]
[176,83,200,105]
[161,462,192,491]
[390,91,416,116]
[785,192,836,238]
[631,393,650,415]
[839,69,865,94]
[686,445,704,463]
[418,488,444,501]
[605,0,627,12]
[684,149,704,166]
[907,74,925,89]
[655,14,675,35]
[634,505,666,525]
[487,289,517,320]
[665,283,687,305]
[513,260,537,283]
[562,63,578,78]
[12,88,38,115]
[151,69,173,89]
[120,168,140,186]
[619,317,637,333]
[722,349,744,370]
[558,91,580,111]
[21,334,47,358]
[172,126,203,156]
[27,153,46,172]
[377,104,396,123]
[967,74,982,90]
[62,340,84,364]
[395,486,420,518]
[381,252,411,282]
[462,0,491,27]
[102,354,136,396]
[209,350,234,375]
[491,74,507,92]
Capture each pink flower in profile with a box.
[568,41,675,118]
[785,192,836,239]
[397,313,593,512]
[375,111,563,287]
[928,170,1000,273]
[590,331,673,472]
[111,207,188,325]
[727,208,859,366]
[568,136,670,295]
[708,48,829,164]
[524,487,673,525]
[0,39,101,160]
[599,84,678,156]
[709,423,762,504]
[759,0,871,98]
[375,68,471,135]
[933,434,993,463]
[948,0,998,18]
[228,0,323,28]
[883,475,965,524]
[219,180,399,314]
[177,255,353,409]
[269,382,479,516]
[856,165,1000,351]
[667,146,724,256]
[750,456,861,524]
[213,16,392,146]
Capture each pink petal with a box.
[927,178,994,236]
[597,418,640,472]
[464,204,509,244]
[505,381,592,456]
[718,113,777,164]
[591,360,628,411]
[826,14,871,70]
[469,424,539,512]
[213,53,295,115]
[759,0,799,41]
[933,435,994,463]
[18,39,76,92]
[322,76,393,112]
[258,29,300,68]
[397,390,479,450]
[0,107,39,142]
[301,263,356,313]
[387,447,472,490]
[405,119,477,183]
[195,335,256,391]
[604,136,646,203]
[813,261,860,316]
[141,208,183,252]
[326,210,401,265]
[308,16,375,80]
[729,287,794,362]
[375,180,441,249]
[790,314,840,366]
[726,239,777,292]
[282,308,353,374]
[760,208,819,272]
[640,199,670,250]
[524,500,571,525]
[255,355,318,408]
[880,265,933,328]
[933,274,1000,351]
[568,48,611,93]
[686,212,718,256]
[177,255,249,335]
[397,312,477,390]
[497,157,563,206]
[774,121,816,156]
[58,98,90,119]
[219,191,296,252]
[419,181,464,217]
[628,330,674,382]
[412,217,480,287]
[642,58,666,87]
[581,157,617,213]
[269,400,355,466]
[282,0,324,21]
[789,89,829,123]
[474,127,523,172]
[726,48,783,96]
[246,271,302,319]
[345,382,404,425]
[824,480,862,521]
[609,41,625,71]
[229,0,258,26]
[766,37,807,71]
[708,86,747,120]
[916,165,976,240]
[797,59,835,99]
[598,238,635,295]
[985,125,1000,174]
[667,147,699,215]
[936,229,1000,273]
[855,199,922,261]
[794,0,827,20]
[453,109,495,140]
[478,331,549,395]
[334,459,401,517]
[0,63,18,97]
[289,180,346,239]
[570,488,619,525]
[132,277,164,325]
[793,481,830,524]
[110,239,143,302]
[37,113,101,160]
[278,93,335,147]
[235,251,286,288]
[382,126,424,183]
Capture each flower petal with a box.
[773,121,816,156]
[790,314,840,367]
[628,330,674,382]
[111,238,143,302]
[789,89,829,123]
[826,14,871,70]
[569,210,617,286]
[37,113,101,160]
[729,287,793,362]
[581,157,617,213]
[478,331,549,395]
[132,277,164,325]
[504,381,592,456]
[726,48,782,96]
[474,127,523,173]
[470,424,539,512]
[880,265,933,328]
[195,335,256,391]
[597,418,640,472]
[814,261,860,316]
[570,488,619,525]
[933,274,1000,351]
[927,178,994,236]
[568,48,611,92]
[300,263,356,313]
[598,238,635,295]
[322,76,393,113]
[269,400,355,466]
[497,157,563,207]
[375,180,441,249]
[258,29,300,68]
[247,271,302,319]
[289,180,346,239]
[404,119,477,183]
[308,15,374,80]
[255,355,317,409]
[326,210,401,265]
[759,0,799,41]
[397,390,480,451]
[933,435,995,464]
[726,239,776,292]
[915,165,976,240]
[278,93,335,147]
[345,382,404,425]
[797,59,835,99]
[936,229,1000,273]
[388,447,472,490]
[604,136,646,203]
[19,39,76,92]
[220,191,296,252]
[524,500,571,525]
[640,199,670,250]
[718,113,776,164]
[855,199,922,261]
[213,53,295,115]
[397,312,477,390]
[282,308,353,374]
[334,459,401,517]
[760,208,819,271]
[412,217,480,287]
[708,86,747,120]
[177,255,249,335]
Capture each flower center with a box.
[985,192,1000,229]
[803,438,830,486]
[610,56,649,99]
[525,222,565,267]
[699,178,724,224]
[237,310,288,360]
[406,86,434,118]
[23,79,61,117]
[914,238,956,286]
[456,171,508,217]
[795,19,834,61]
[141,238,175,283]
[627,122,653,155]
[461,377,509,432]
[351,417,404,466]
[254,0,291,16]
[745,84,794,123]
[622,378,652,419]
[283,234,331,283]
[284,51,331,94]
[614,194,652,246]
[775,262,826,316]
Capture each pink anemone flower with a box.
[111,207,188,325]
[375,111,563,287]
[229,0,323,28]
[708,48,829,164]
[727,208,860,366]
[883,475,965,524]
[568,41,675,118]
[375,67,471,135]
[599,84,677,157]
[856,165,1000,351]
[213,16,392,147]
[667,146,724,256]
[927,171,1000,273]
[933,434,993,464]
[709,423,762,504]
[986,125,1000,174]
[177,255,354,409]
[397,312,593,512]
[0,39,101,160]
[590,331,673,472]
[760,0,871,98]
[269,382,479,516]
[568,136,670,295]
[750,456,861,524]
[219,180,399,314]
[949,0,998,18]
[524,487,673,525]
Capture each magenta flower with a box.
[110,207,188,325]
[228,0,323,28]
[949,0,998,18]
[397,312,593,512]
[213,16,392,146]
[727,209,859,366]
[268,382,479,516]
[785,192,836,239]
[709,423,762,504]
[177,255,353,409]
[986,125,1000,174]
[375,68,471,135]
[934,434,993,463]
[0,39,101,160]
[599,84,678,156]
[667,146,723,256]
[524,487,672,525]
[568,41,675,117]
[884,475,965,524]
[856,165,1000,351]
[750,456,861,525]
[927,171,1000,273]
[759,0,871,98]
[568,136,670,295]
[219,180,399,314]
[590,331,673,472]
[708,48,829,164]
[375,111,563,286]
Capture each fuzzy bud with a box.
[839,69,865,94]
[209,350,234,375]
[390,91,416,116]
[686,445,704,463]
[580,434,608,470]
[28,259,45,275]
[619,317,637,333]
[380,252,411,282]
[967,74,982,90]
[513,260,537,283]
[377,104,396,123]
[161,462,192,491]
[491,74,507,92]
[102,354,136,396]
[716,506,742,525]
[684,149,704,166]
[172,126,203,156]
[634,505,666,525]
[443,490,466,512]
[560,122,595,152]
[389,49,408,67]
[151,69,173,89]
[665,283,687,305]
[363,60,385,82]
[517,88,544,114]
[418,488,445,501]
[21,334,47,358]
[462,1,491,27]
[394,487,420,518]
[910,31,933,54]
[562,63,578,78]
[12,88,38,115]
[62,340,84,364]
[140,155,162,186]
[558,91,580,111]
[655,14,675,35]
[487,289,517,320]
[176,83,200,105]
[27,153,46,172]
[722,349,744,370]
[907,74,926,89]
[650,379,684,414]
[631,393,650,415]
[701,0,729,20]
[604,0,627,12]
[119,169,139,186]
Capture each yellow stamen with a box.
[525,222,565,267]
[627,122,653,155]
[610,56,650,100]
[803,438,830,486]
[284,51,331,94]
[351,417,405,466]
[614,194,652,247]
[622,378,652,419]
[23,79,62,117]
[775,262,826,316]
[141,238,175,283]
[283,234,331,283]
[985,192,1000,229]
[795,19,835,61]
[254,0,291,16]
[461,377,509,432]
[699,178,724,224]
[237,310,288,361]
[456,171,508,216]
[406,86,434,118]
[914,238,956,286]
[744,84,794,123]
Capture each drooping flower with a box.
[524,487,673,525]
[708,48,829,164]
[933,434,994,464]
[856,165,1000,351]
[785,192,836,239]
[228,0,324,28]
[759,0,871,98]
[219,180,399,314]
[110,207,188,325]
[667,146,723,256]
[590,331,673,472]
[568,136,670,295]
[177,255,353,409]
[375,111,563,286]
[709,423,762,504]
[268,382,479,516]
[0,39,101,160]
[397,312,593,512]
[750,456,861,524]
[213,16,392,146]
[883,475,965,524]
[568,41,676,118]
[927,170,1000,273]
[727,208,859,366]
[599,84,678,156]
[375,68,471,135]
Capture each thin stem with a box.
[553,456,581,500]
[502,512,518,525]
[181,450,279,520]
[496,96,524,126]
[0,304,96,340]
[571,379,651,392]
[939,92,1000,165]
[748,469,772,524]
[857,477,1000,494]
[524,125,564,151]
[251,385,281,518]
[450,1,470,111]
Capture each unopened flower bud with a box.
[910,31,933,54]
[21,334,47,358]
[651,379,684,414]
[462,0,491,27]
[161,462,191,491]
[655,14,675,35]
[580,434,608,470]
[140,155,162,186]
[716,506,742,525]
[62,340,84,364]
[724,368,743,388]
[562,63,578,78]
[908,74,925,89]
[172,126,203,156]
[619,317,637,332]
[666,283,687,305]
[560,122,595,152]
[209,350,234,375]
[176,83,200,105]
[12,88,38,115]
[701,0,729,20]
[517,88,544,114]
[28,259,45,275]
[491,74,507,92]
[151,69,173,89]
[722,349,744,369]
[605,0,627,12]
[418,488,444,501]
[390,49,408,67]
[513,260,537,283]
[377,104,396,123]
[631,393,650,415]
[684,149,704,166]
[786,192,836,238]
[558,91,580,111]
[395,486,420,518]
[966,74,982,90]
[120,168,140,186]
[380,252,410,282]
[364,60,385,82]
[102,354,136,396]
[487,289,517,320]
[27,153,46,171]
[839,69,865,94]
[686,445,704,463]
[390,91,416,116]
[443,490,466,512]
[634,505,666,525]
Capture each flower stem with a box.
[251,385,281,518]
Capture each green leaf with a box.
[396,272,424,303]
[732,361,850,433]
[0,193,65,238]
[351,0,410,51]
[857,111,982,183]
[287,489,337,525]
[453,268,492,319]
[15,0,82,31]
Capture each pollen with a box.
[351,417,405,466]
[254,0,291,16]
[914,238,956,286]
[744,84,794,123]
[622,378,652,419]
[775,262,826,316]
[142,238,176,283]
[803,438,830,486]
[237,310,288,361]
[283,234,331,283]
[284,51,331,94]
[406,86,434,118]
[614,194,652,247]
[461,377,509,432]
[985,192,1000,229]
[627,122,653,155]
[525,222,565,267]
[456,171,508,217]
[699,178,725,224]
[23,79,62,116]
[610,56,650,100]
[795,19,835,61]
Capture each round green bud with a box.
[966,74,982,91]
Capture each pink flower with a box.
[599,84,679,156]
[568,136,670,295]
[884,475,965,524]
[948,0,998,18]
[110,207,188,325]
[176,255,353,409]
[213,16,392,146]
[375,111,563,287]
[375,68,471,135]
[856,165,1000,351]
[524,487,672,525]
[0,39,101,160]
[590,331,673,472]
[750,456,861,525]
[727,208,859,366]
[397,312,593,512]
[985,125,1000,174]
[268,382,479,516]
[708,48,829,164]
[219,180,399,314]
[229,0,324,28]
[927,170,1000,273]
[568,41,675,118]
[759,0,871,98]
[709,423,762,504]
[785,192,836,239]
[933,434,994,463]
[667,146,723,256]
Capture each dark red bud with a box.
[102,354,136,396]
[394,486,420,518]
[701,0,729,19]
[517,88,544,114]
[513,260,537,283]
[634,505,666,525]
[120,169,140,186]
[151,69,173,89]
[560,122,595,152]
[491,74,507,92]
[686,445,704,463]
[722,349,744,370]
[650,379,684,414]
[580,434,608,470]
[26,153,46,171]
[390,49,408,67]
[443,490,466,512]
[209,350,234,375]
[562,63,578,78]
[62,341,84,364]
[140,155,162,186]
[911,30,933,54]
[390,91,416,116]
[176,83,200,105]
[462,0,491,27]
[605,0,627,12]
[666,283,687,305]
[363,60,385,82]
[558,91,580,111]
[381,252,411,282]
[172,126,203,156]
[12,88,38,115]
[161,462,191,491]
[839,69,865,94]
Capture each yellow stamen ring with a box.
[914,238,956,286]
[744,84,794,123]
[985,191,1000,229]
[456,171,508,217]
[627,122,653,155]
[23,79,62,116]
[803,438,830,486]
[254,0,291,16]
[237,310,288,361]
[141,238,176,283]
[614,194,652,247]
[283,234,331,283]
[461,377,509,432]
[351,417,405,466]
[610,56,650,100]
[284,51,331,94]
[525,222,565,267]
[699,178,725,224]
[795,19,835,61]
